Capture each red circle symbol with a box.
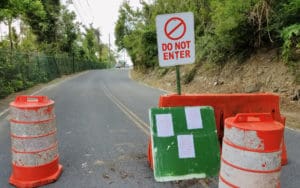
[164,17,186,40]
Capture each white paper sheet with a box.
[156,114,174,137]
[177,135,195,158]
[185,107,203,130]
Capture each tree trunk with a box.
[8,18,13,51]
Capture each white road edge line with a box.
[0,71,89,118]
[286,126,300,132]
[0,109,9,117]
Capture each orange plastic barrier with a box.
[219,113,283,187]
[148,93,288,169]
[9,96,63,187]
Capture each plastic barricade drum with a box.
[219,113,283,188]
[9,96,63,188]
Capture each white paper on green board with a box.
[156,114,174,137]
[177,135,195,158]
[185,107,203,129]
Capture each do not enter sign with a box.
[156,12,195,67]
[164,17,186,40]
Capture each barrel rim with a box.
[9,101,54,109]
[225,118,284,131]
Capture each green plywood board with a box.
[149,106,220,182]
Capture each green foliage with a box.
[0,49,106,98]
[0,0,45,51]
[115,2,130,50]
[115,0,300,71]
[25,0,59,45]
[82,25,101,61]
[208,0,255,60]
[18,25,39,52]
[183,67,197,84]
[140,28,158,68]
[56,6,79,54]
[281,24,300,62]
[0,0,112,98]
[271,0,300,31]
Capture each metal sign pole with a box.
[176,65,181,95]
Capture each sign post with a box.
[156,12,195,95]
[176,66,181,95]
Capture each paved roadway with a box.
[0,69,299,188]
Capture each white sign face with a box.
[177,135,196,159]
[156,114,174,137]
[156,12,195,67]
[185,107,203,130]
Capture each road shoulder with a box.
[0,71,89,117]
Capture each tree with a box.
[115,0,300,69]
[24,0,60,53]
[115,2,134,50]
[0,0,45,51]
[115,0,217,69]
[81,25,101,61]
[56,6,80,54]
[18,23,39,52]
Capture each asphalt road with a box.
[0,69,299,188]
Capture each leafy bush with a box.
[11,79,24,91]
[0,49,105,99]
[183,67,197,84]
[281,24,300,62]
[115,0,300,71]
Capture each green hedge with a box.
[0,49,106,98]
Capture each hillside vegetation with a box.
[131,49,300,129]
[116,0,300,129]
[115,0,300,73]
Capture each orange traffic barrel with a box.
[9,96,63,188]
[219,113,284,188]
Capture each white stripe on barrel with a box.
[11,131,57,152]
[219,161,280,188]
[224,126,265,150]
[12,144,58,166]
[219,113,284,188]
[10,119,56,137]
[222,140,282,172]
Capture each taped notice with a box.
[177,135,195,158]
[185,107,203,130]
[156,114,174,137]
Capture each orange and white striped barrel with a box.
[219,113,284,188]
[9,96,63,188]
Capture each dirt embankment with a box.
[131,50,300,129]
